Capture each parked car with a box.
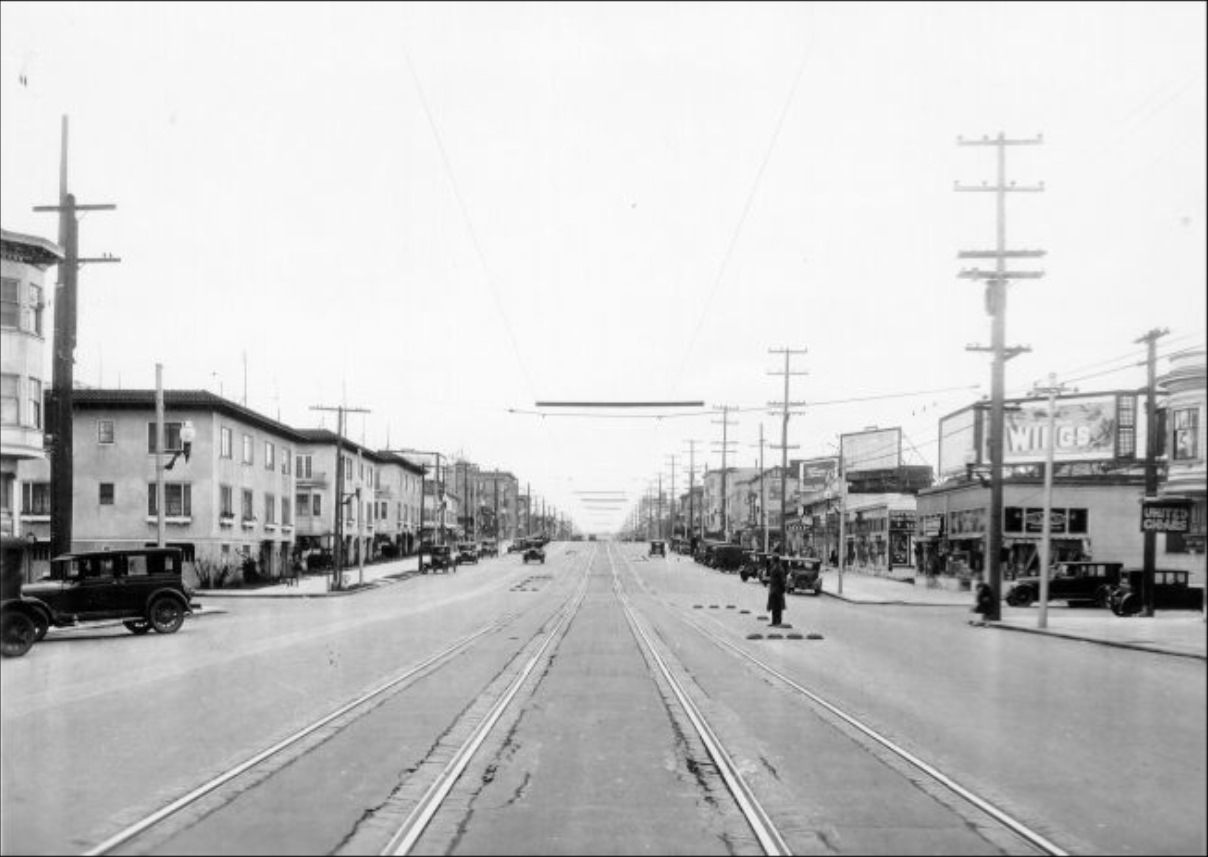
[740,551,769,583]
[1005,561,1123,608]
[1110,568,1204,615]
[785,556,824,595]
[1,547,198,658]
[455,542,479,564]
[649,539,666,557]
[420,544,456,574]
[478,540,497,559]
[711,544,747,574]
[523,543,546,564]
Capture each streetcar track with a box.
[613,545,1069,857]
[84,549,596,857]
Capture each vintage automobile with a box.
[2,547,197,658]
[785,556,824,596]
[522,543,546,564]
[1004,561,1123,608]
[649,539,667,557]
[478,540,497,559]
[711,544,748,574]
[420,544,456,574]
[1110,568,1205,615]
[739,551,770,583]
[455,542,479,565]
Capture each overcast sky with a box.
[2,1,1204,533]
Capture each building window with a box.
[242,489,254,521]
[220,485,234,517]
[296,454,311,479]
[295,492,309,515]
[148,483,192,517]
[98,420,115,444]
[1116,395,1137,459]
[265,441,275,471]
[1172,408,1199,461]
[282,497,292,526]
[0,278,18,328]
[29,284,43,335]
[220,426,232,459]
[99,483,114,505]
[242,434,253,465]
[265,493,276,525]
[312,494,322,517]
[0,373,17,425]
[22,482,50,515]
[28,378,41,429]
[282,448,291,475]
[147,421,183,453]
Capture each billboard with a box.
[841,428,901,474]
[938,406,978,481]
[993,394,1119,464]
[797,457,838,494]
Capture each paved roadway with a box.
[1,541,1203,855]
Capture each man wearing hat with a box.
[767,553,787,627]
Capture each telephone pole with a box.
[749,424,769,552]
[1030,373,1074,629]
[1136,327,1169,617]
[769,348,808,554]
[956,131,1045,621]
[665,454,678,541]
[34,116,120,559]
[310,404,370,591]
[684,440,701,547]
[711,406,738,541]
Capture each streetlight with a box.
[165,420,195,470]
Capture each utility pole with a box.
[712,406,738,542]
[34,116,119,560]
[1031,373,1074,629]
[665,454,677,542]
[526,482,531,537]
[311,404,370,590]
[754,425,769,552]
[684,440,701,548]
[769,348,808,554]
[1136,327,1169,617]
[956,131,1045,621]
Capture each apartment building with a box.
[294,429,383,566]
[1,228,60,578]
[17,389,303,581]
[371,450,426,557]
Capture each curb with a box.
[977,619,1207,661]
[197,571,417,598]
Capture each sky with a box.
[2,1,1205,534]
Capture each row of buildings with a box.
[1,227,563,583]
[634,371,1207,590]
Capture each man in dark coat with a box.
[766,554,787,627]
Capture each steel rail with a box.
[83,616,519,856]
[605,543,792,856]
[632,548,1069,857]
[381,544,597,856]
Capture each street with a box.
[2,542,1203,855]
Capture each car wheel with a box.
[148,596,185,634]
[1118,592,1141,616]
[1,612,37,657]
[124,619,153,635]
[1007,588,1033,607]
[33,617,49,642]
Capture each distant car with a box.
[523,544,546,564]
[2,547,197,658]
[456,542,479,565]
[420,544,456,574]
[1005,561,1123,608]
[1110,568,1204,615]
[649,540,666,557]
[711,544,747,574]
[785,557,823,596]
[478,540,497,559]
[740,551,769,582]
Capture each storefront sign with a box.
[1140,501,1192,533]
[797,457,838,493]
[889,511,916,532]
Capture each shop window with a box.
[1172,408,1199,461]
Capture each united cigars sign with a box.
[1140,500,1192,533]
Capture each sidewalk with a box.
[197,555,428,598]
[817,568,1206,660]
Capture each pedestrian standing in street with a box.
[767,553,787,627]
